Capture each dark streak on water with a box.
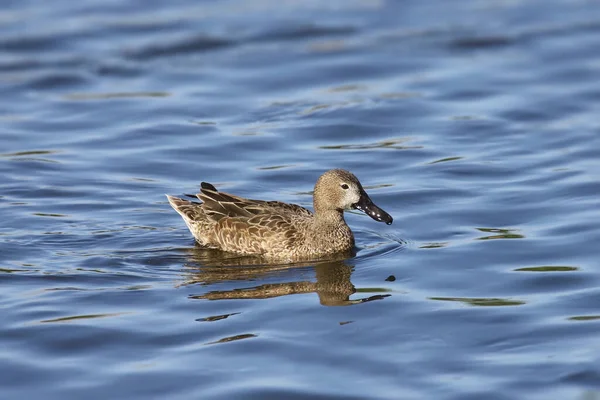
[1,0,600,399]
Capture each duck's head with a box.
[314,169,393,225]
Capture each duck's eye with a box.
[341,184,349,190]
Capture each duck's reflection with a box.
[180,247,391,306]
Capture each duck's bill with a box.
[352,191,393,225]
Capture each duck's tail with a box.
[166,195,208,240]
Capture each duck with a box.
[166,169,392,259]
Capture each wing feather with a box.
[195,183,312,222]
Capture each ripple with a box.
[251,24,357,42]
[568,315,600,321]
[205,333,257,345]
[256,164,296,170]
[428,156,464,164]
[2,0,600,398]
[448,35,514,50]
[21,72,90,90]
[429,297,526,307]
[1,150,60,157]
[40,312,130,324]
[0,34,63,52]
[515,266,579,272]
[475,228,525,240]
[32,213,69,218]
[325,84,367,93]
[126,35,234,60]
[63,92,170,100]
[419,242,449,249]
[196,312,241,322]
[319,138,423,150]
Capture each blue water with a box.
[2,0,600,399]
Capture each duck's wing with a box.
[196,182,312,222]
[214,213,304,255]
[245,200,313,218]
[196,183,255,221]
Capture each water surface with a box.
[1,0,600,399]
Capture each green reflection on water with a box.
[355,287,392,293]
[196,312,241,322]
[205,333,257,345]
[319,138,422,150]
[420,242,448,249]
[257,164,295,170]
[568,315,600,321]
[1,150,59,157]
[515,265,578,272]
[428,156,463,164]
[40,312,129,323]
[476,227,524,240]
[0,268,30,273]
[430,297,525,306]
[1,149,61,164]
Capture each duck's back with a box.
[198,182,313,222]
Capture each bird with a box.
[166,169,392,259]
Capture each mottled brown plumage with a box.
[166,169,392,260]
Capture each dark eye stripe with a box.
[341,184,349,190]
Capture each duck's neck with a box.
[314,208,346,226]
[313,209,354,245]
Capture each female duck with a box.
[167,169,392,259]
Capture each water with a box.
[1,0,600,398]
